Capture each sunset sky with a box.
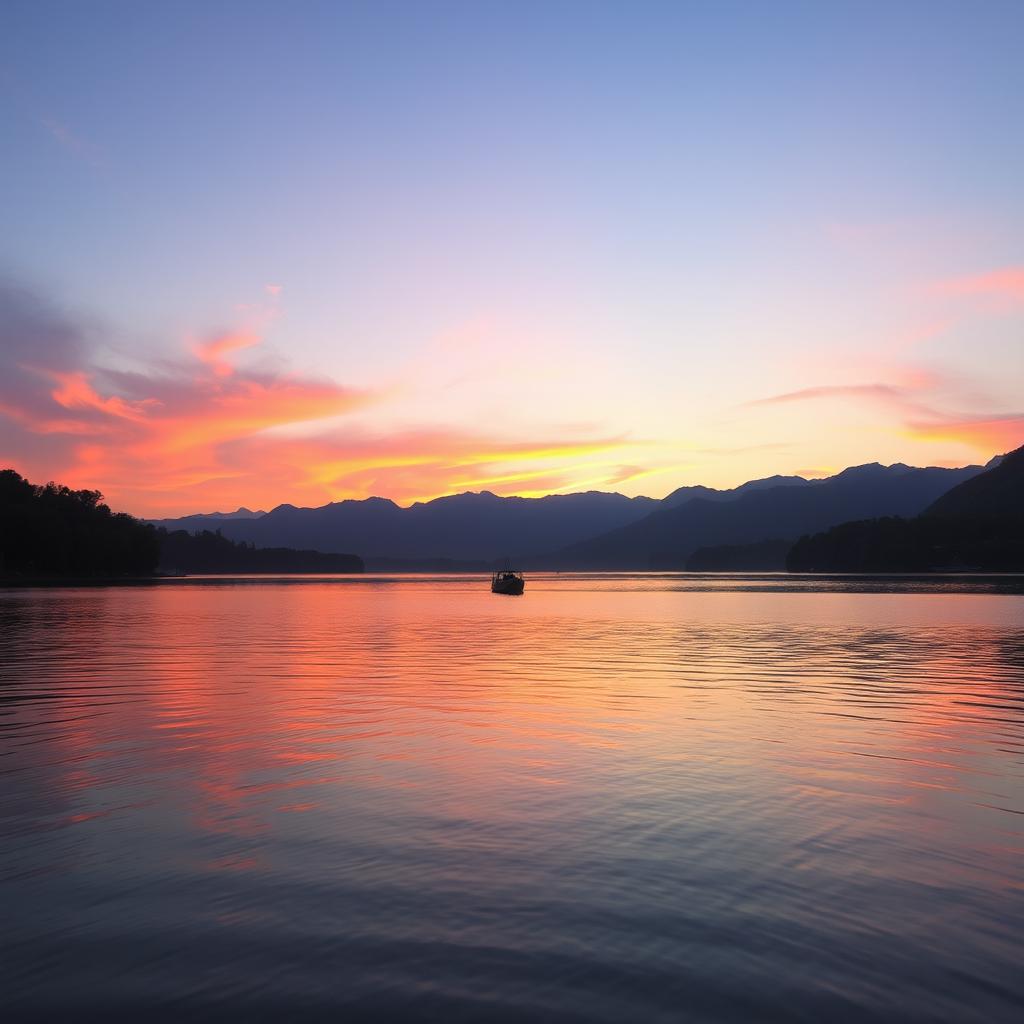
[2,0,1023,516]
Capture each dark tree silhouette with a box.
[156,528,363,573]
[0,469,364,578]
[686,538,793,571]
[0,469,159,577]
[786,515,1024,572]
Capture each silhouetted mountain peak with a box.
[149,505,267,522]
[662,484,722,507]
[826,462,953,484]
[927,443,1024,519]
[827,462,888,481]
[546,458,987,568]
[297,496,401,513]
[790,444,1024,571]
[664,474,810,509]
[735,474,811,493]
[406,491,505,511]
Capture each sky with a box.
[2,0,1023,517]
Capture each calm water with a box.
[2,574,1024,1022]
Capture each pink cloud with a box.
[745,384,907,407]
[747,371,1022,458]
[193,332,262,377]
[934,267,1024,301]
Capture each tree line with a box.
[157,528,363,573]
[1,469,363,578]
[786,515,1024,572]
[1,469,159,577]
[787,444,1023,572]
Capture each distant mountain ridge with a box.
[149,489,659,564]
[150,507,266,526]
[542,462,985,569]
[662,474,811,507]
[786,446,1024,571]
[147,457,994,568]
[926,448,1023,520]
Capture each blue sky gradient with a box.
[2,1,1023,513]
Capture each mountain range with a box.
[149,490,659,566]
[787,445,1024,572]
[547,462,987,568]
[148,455,1008,568]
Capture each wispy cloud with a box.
[746,372,1022,458]
[39,115,107,168]
[745,384,906,407]
[933,267,1024,303]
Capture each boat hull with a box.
[491,577,525,595]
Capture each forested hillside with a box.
[0,469,159,577]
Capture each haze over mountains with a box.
[148,456,1005,569]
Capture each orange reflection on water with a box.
[9,577,1024,884]
[4,575,1024,1020]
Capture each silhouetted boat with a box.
[491,569,525,595]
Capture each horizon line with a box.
[135,449,1009,521]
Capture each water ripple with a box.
[2,574,1023,1021]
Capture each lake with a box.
[2,574,1023,1022]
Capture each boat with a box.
[491,569,525,595]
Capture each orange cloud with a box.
[904,414,1024,454]
[0,283,637,517]
[204,429,636,513]
[50,370,153,420]
[194,332,261,377]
